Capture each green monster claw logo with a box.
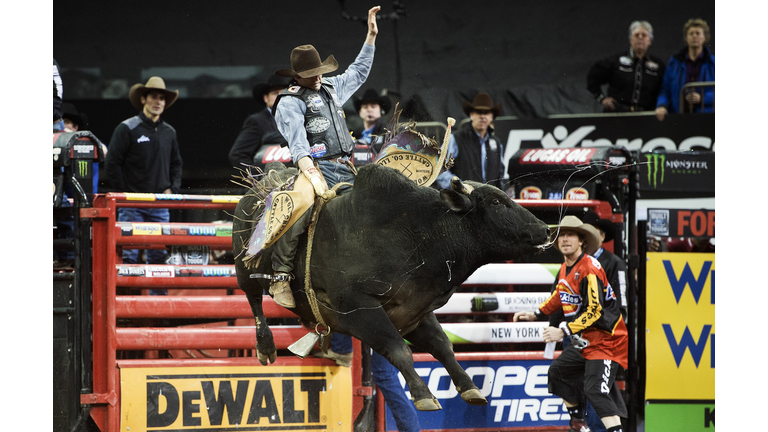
[474,297,483,311]
[77,160,89,178]
[645,153,665,188]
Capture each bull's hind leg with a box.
[244,289,277,365]
[234,260,277,365]
[403,312,487,406]
[337,306,442,411]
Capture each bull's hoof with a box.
[460,388,487,405]
[414,397,442,411]
[257,350,277,366]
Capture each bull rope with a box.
[304,182,353,330]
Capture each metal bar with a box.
[105,196,120,432]
[115,326,307,350]
[412,351,561,362]
[116,356,331,369]
[678,81,715,114]
[88,195,109,432]
[107,192,241,203]
[116,202,236,210]
[117,276,239,288]
[462,263,558,285]
[627,161,640,432]
[513,199,605,209]
[115,296,295,319]
[115,235,233,247]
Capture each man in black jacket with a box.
[351,88,391,156]
[582,211,628,318]
[228,75,291,168]
[105,76,183,294]
[435,92,504,189]
[587,21,665,113]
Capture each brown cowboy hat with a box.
[275,44,339,78]
[549,215,602,256]
[461,92,503,117]
[128,76,179,111]
[353,88,392,114]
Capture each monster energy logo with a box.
[76,160,89,178]
[645,153,664,189]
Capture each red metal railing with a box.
[84,192,617,432]
[86,192,353,432]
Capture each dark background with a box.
[54,0,715,192]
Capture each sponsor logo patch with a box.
[306,117,331,134]
[519,186,542,200]
[310,143,327,158]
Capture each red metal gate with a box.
[82,192,619,431]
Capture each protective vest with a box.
[452,122,503,188]
[275,79,353,160]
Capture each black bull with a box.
[232,162,550,411]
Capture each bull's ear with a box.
[440,188,473,213]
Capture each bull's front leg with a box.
[403,312,487,406]
[337,305,442,411]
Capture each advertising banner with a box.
[645,252,715,430]
[386,359,569,430]
[639,151,715,195]
[120,365,352,432]
[647,208,715,238]
[496,113,714,167]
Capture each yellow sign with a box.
[132,223,162,236]
[645,253,715,400]
[120,365,352,432]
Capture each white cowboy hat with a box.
[549,215,602,256]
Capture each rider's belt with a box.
[318,155,352,164]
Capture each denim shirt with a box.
[275,43,375,164]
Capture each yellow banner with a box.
[132,223,162,236]
[120,365,352,432]
[645,253,715,400]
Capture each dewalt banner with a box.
[120,365,352,432]
[645,253,715,430]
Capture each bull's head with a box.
[440,176,551,260]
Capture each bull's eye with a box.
[491,198,501,206]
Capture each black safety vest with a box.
[274,80,353,160]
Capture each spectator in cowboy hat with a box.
[436,92,505,189]
[516,215,628,432]
[228,75,292,168]
[351,88,392,153]
[62,102,88,132]
[105,76,183,295]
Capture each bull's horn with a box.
[450,176,474,195]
